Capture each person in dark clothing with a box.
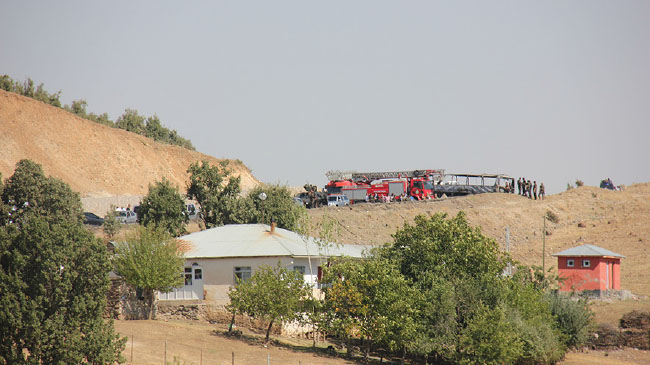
[517,178,522,195]
[539,182,545,200]
[533,181,538,200]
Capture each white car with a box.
[115,210,137,224]
[327,195,350,207]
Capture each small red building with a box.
[552,244,624,293]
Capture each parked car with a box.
[116,210,137,224]
[327,195,350,207]
[83,212,104,225]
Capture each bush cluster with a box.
[310,213,595,364]
[0,75,194,150]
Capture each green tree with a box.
[321,257,424,360]
[187,160,252,228]
[0,160,125,364]
[113,225,184,319]
[379,212,565,363]
[228,264,310,342]
[245,184,306,231]
[138,178,188,237]
[103,206,122,240]
[115,108,146,134]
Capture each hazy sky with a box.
[2,1,649,194]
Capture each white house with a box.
[158,223,371,305]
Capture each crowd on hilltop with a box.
[516,177,545,200]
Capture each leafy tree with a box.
[187,160,253,228]
[144,115,168,142]
[321,257,424,360]
[0,160,125,363]
[377,212,566,363]
[103,205,122,239]
[245,184,306,231]
[228,264,309,342]
[113,225,184,319]
[115,108,146,134]
[138,178,188,237]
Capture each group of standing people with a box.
[517,178,545,200]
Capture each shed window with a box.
[582,259,591,268]
[293,266,306,275]
[194,268,202,280]
[567,259,574,267]
[234,267,251,283]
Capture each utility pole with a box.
[505,227,511,276]
[542,216,546,277]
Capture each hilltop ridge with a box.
[0,90,259,196]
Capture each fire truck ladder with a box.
[326,169,446,182]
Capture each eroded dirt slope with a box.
[0,90,259,196]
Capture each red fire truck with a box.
[325,169,445,202]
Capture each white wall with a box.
[174,256,327,306]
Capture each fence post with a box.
[200,348,202,365]
[164,338,167,365]
[232,351,235,365]
[131,334,134,364]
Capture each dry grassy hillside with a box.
[308,184,650,296]
[0,90,259,196]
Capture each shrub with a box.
[545,292,594,348]
[545,210,560,224]
[575,180,584,187]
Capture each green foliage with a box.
[321,257,424,358]
[138,178,188,237]
[545,292,594,348]
[457,304,523,364]
[1,74,194,149]
[115,109,146,134]
[103,206,122,239]
[113,226,185,319]
[0,160,125,363]
[1,159,83,226]
[187,160,252,228]
[227,263,310,342]
[388,212,507,284]
[245,184,306,231]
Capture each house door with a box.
[191,263,204,299]
[182,264,204,300]
[605,261,611,289]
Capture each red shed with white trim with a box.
[552,244,624,293]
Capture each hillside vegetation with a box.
[0,90,259,196]
[308,184,650,297]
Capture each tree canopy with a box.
[186,160,253,228]
[228,264,310,342]
[313,212,586,363]
[0,159,125,364]
[137,178,188,237]
[113,225,185,319]
[244,184,306,231]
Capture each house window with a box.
[293,266,306,275]
[234,267,251,283]
[567,259,574,267]
[184,267,192,286]
[582,259,591,268]
[194,268,202,280]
